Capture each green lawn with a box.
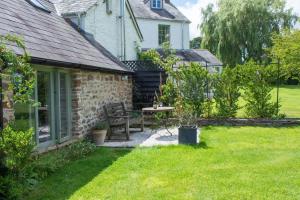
[27,126,300,200]
[237,85,300,118]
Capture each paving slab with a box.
[100,128,179,148]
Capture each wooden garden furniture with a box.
[103,102,144,140]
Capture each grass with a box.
[27,126,300,200]
[237,85,300,118]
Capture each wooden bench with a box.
[103,102,144,140]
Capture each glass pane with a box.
[14,103,35,131]
[59,73,69,139]
[37,71,52,143]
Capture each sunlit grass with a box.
[28,126,300,200]
[237,85,300,118]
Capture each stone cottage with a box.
[0,0,133,151]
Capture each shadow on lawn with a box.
[26,148,131,200]
[192,141,210,149]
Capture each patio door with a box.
[35,69,71,147]
[55,71,71,143]
[35,70,55,147]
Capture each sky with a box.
[172,0,300,39]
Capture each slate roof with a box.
[55,0,97,15]
[56,0,143,40]
[129,0,190,23]
[0,0,131,73]
[143,49,223,66]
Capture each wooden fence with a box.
[123,61,167,109]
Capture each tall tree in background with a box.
[190,37,202,49]
[270,30,300,81]
[200,0,297,66]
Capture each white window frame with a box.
[151,0,162,9]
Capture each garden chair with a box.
[103,102,144,140]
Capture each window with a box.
[15,68,72,148]
[151,0,162,9]
[158,25,170,45]
[105,0,112,14]
[26,0,51,13]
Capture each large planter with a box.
[92,129,107,145]
[178,126,199,145]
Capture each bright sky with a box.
[172,0,300,39]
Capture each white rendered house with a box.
[56,0,143,61]
[129,0,190,49]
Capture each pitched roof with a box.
[142,49,223,66]
[56,0,143,40]
[129,0,190,23]
[0,0,131,73]
[55,0,97,15]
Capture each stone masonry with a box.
[71,69,132,137]
[2,74,14,125]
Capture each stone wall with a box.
[71,69,132,137]
[2,75,14,125]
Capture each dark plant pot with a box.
[178,126,199,145]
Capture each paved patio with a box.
[101,128,180,148]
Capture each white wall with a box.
[137,18,190,49]
[81,1,141,60]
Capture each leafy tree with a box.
[200,0,297,66]
[239,61,279,118]
[190,37,202,49]
[213,67,241,118]
[270,30,300,81]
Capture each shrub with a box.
[0,125,35,199]
[0,125,35,174]
[213,67,241,118]
[93,121,109,130]
[23,140,96,185]
[239,61,279,118]
[177,63,209,118]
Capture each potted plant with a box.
[176,101,199,145]
[92,121,108,145]
[170,63,208,145]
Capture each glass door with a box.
[34,69,71,147]
[35,71,54,146]
[56,72,71,142]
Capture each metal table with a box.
[142,107,175,135]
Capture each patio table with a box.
[142,106,175,135]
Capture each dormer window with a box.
[151,0,162,9]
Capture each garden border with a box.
[198,118,300,127]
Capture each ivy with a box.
[0,34,35,104]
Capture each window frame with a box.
[151,0,162,9]
[105,0,112,14]
[15,66,73,149]
[158,24,170,45]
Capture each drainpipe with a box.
[120,0,126,60]
[181,22,185,49]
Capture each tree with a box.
[270,30,300,81]
[213,67,241,118]
[239,61,279,118]
[190,37,202,49]
[200,0,297,66]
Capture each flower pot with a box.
[178,126,199,145]
[92,129,107,145]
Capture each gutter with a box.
[30,57,133,74]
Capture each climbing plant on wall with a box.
[0,34,35,104]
